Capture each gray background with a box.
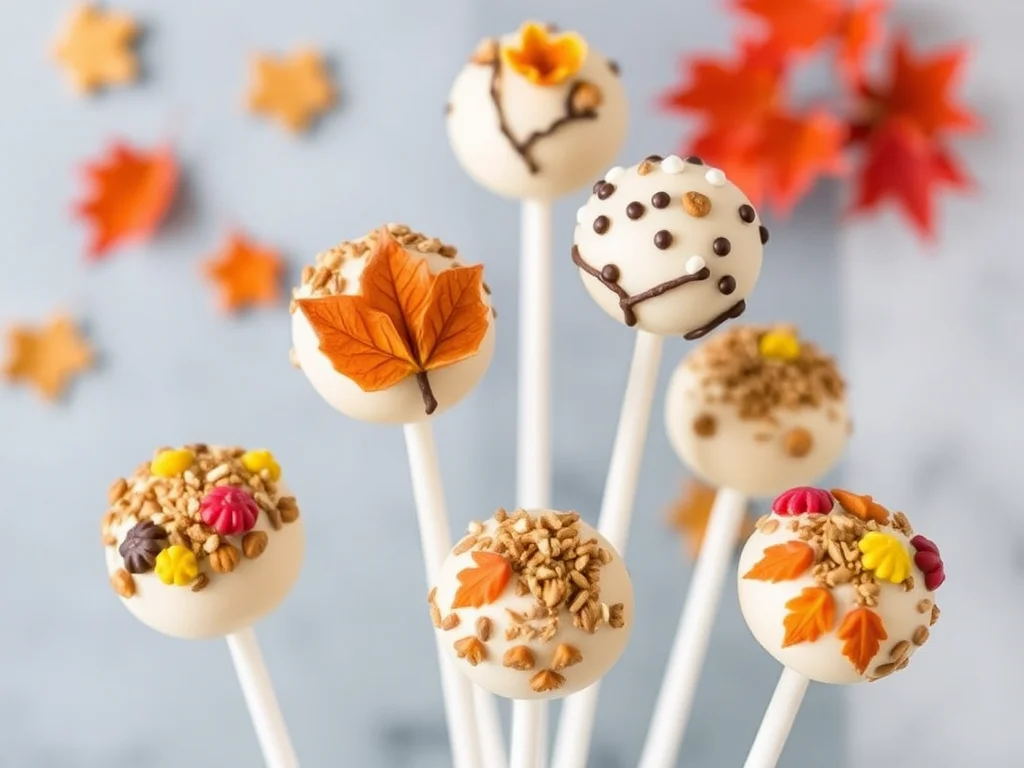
[0,0,1009,766]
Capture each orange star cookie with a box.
[203,232,283,312]
[667,479,753,558]
[2,315,94,401]
[246,48,335,133]
[52,3,139,94]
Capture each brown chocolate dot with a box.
[712,237,731,256]
[738,204,756,223]
[601,264,620,282]
[626,201,645,220]
[651,191,670,209]
[593,215,610,235]
[645,154,663,162]
[783,427,813,458]
[592,180,604,194]
[718,275,736,295]
[759,225,770,244]
[608,60,620,75]
[684,155,704,165]
[597,183,616,200]
[653,230,673,249]
[693,413,716,437]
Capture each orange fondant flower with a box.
[502,22,587,87]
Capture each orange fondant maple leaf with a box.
[296,229,489,415]
[451,551,512,609]
[830,488,891,525]
[204,232,283,313]
[743,540,814,582]
[836,606,887,674]
[782,587,835,647]
[74,140,178,259]
[734,0,844,54]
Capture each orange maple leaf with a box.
[203,232,283,312]
[836,606,887,674]
[73,140,178,259]
[830,488,891,525]
[836,0,887,81]
[782,587,835,647]
[734,0,844,54]
[666,479,753,558]
[451,551,512,609]
[743,540,814,582]
[296,228,489,415]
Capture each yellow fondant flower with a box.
[155,545,199,586]
[759,329,801,361]
[241,449,281,481]
[858,532,912,584]
[151,448,195,478]
[502,22,587,87]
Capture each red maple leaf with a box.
[73,140,178,259]
[733,0,844,54]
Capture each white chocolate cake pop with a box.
[103,445,304,639]
[573,155,767,338]
[738,487,944,683]
[665,325,850,497]
[290,224,496,424]
[430,508,633,700]
[446,21,628,200]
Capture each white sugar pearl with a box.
[705,168,727,187]
[661,155,686,174]
[604,166,625,183]
[685,255,706,274]
[576,206,588,224]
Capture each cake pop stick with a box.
[552,155,767,768]
[639,325,851,768]
[738,487,945,768]
[448,23,629,766]
[291,224,498,768]
[103,445,303,767]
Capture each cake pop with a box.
[739,487,943,684]
[665,325,850,498]
[446,22,627,200]
[290,224,496,424]
[102,445,304,639]
[572,155,766,338]
[431,508,634,700]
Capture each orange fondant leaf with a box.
[837,0,887,81]
[415,264,489,371]
[743,540,814,582]
[830,488,891,525]
[451,551,512,609]
[836,606,887,674]
[734,0,844,54]
[247,48,336,133]
[666,479,753,558]
[782,587,835,647]
[74,140,178,259]
[360,228,433,344]
[203,232,283,312]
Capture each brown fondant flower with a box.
[119,520,168,573]
[502,22,587,87]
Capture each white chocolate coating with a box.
[292,247,496,424]
[665,353,850,498]
[574,157,764,336]
[446,29,627,200]
[104,480,304,640]
[431,512,633,699]
[738,494,940,684]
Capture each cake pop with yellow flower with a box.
[102,445,304,639]
[446,21,627,200]
[665,324,850,497]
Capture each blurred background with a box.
[0,0,1018,766]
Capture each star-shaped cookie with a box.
[52,3,139,94]
[246,48,336,133]
[203,232,283,312]
[2,315,94,401]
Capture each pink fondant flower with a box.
[771,487,834,516]
[200,486,260,536]
[910,535,945,590]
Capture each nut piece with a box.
[441,614,461,631]
[682,191,712,218]
[783,427,814,458]
[278,497,300,524]
[242,531,269,559]
[912,625,930,646]
[693,413,716,438]
[503,645,536,671]
[608,603,625,629]
[476,616,492,642]
[471,38,499,65]
[210,543,241,573]
[108,477,128,504]
[570,82,603,115]
[529,669,565,693]
[111,568,135,598]
[551,643,583,671]
[454,636,487,666]
[191,573,210,592]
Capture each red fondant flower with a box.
[910,534,945,590]
[200,486,260,536]
[772,486,834,516]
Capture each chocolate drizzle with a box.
[486,58,600,174]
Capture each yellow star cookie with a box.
[246,48,336,133]
[52,3,139,94]
[2,315,94,401]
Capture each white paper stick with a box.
[404,421,481,768]
[473,685,507,768]
[225,628,299,768]
[511,699,546,768]
[638,487,750,768]
[743,668,810,768]
[551,330,665,768]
